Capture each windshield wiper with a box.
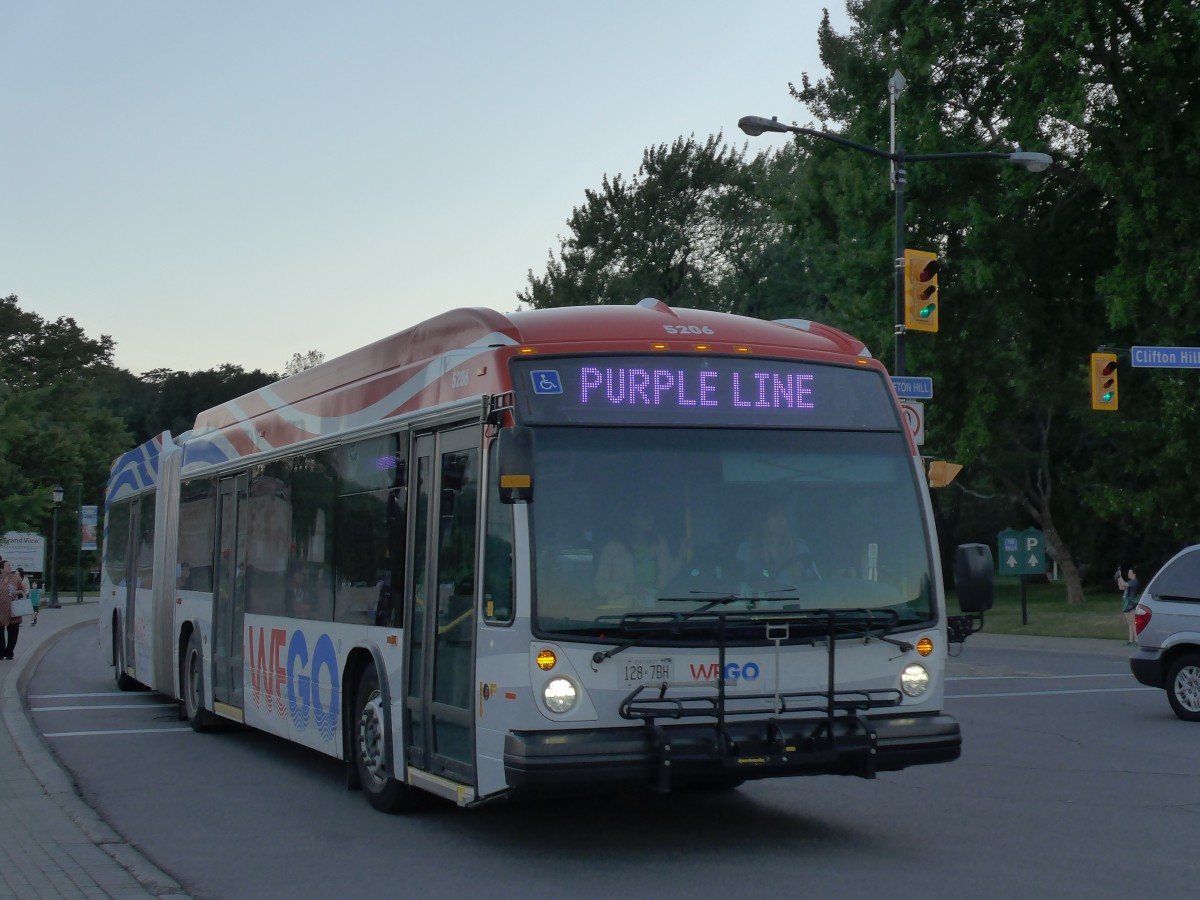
[823,609,912,652]
[591,591,798,665]
[658,588,797,613]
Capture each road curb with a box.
[6,608,191,899]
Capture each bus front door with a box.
[406,427,480,786]
[212,474,248,714]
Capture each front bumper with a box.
[503,712,961,791]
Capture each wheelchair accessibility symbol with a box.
[530,370,563,394]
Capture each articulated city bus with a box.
[99,299,991,812]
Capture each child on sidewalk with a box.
[30,580,41,625]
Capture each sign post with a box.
[998,527,1046,624]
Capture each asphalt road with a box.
[27,628,1200,900]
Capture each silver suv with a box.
[1130,545,1200,720]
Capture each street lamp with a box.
[737,113,1052,376]
[49,484,64,608]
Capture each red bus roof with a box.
[185,301,878,462]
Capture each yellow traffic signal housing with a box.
[904,249,940,332]
[1090,352,1119,410]
[927,460,963,488]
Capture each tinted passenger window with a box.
[1149,549,1200,601]
[177,479,215,591]
[104,501,132,587]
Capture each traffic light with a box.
[927,460,964,488]
[904,249,939,333]
[1090,352,1118,410]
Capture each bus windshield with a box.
[529,427,933,637]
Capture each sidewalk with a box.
[0,601,188,899]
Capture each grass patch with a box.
[950,577,1128,641]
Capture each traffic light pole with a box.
[894,152,907,376]
[737,110,1051,379]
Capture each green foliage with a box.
[784,0,1200,597]
[0,294,129,535]
[520,134,819,317]
[0,294,280,594]
[954,577,1127,640]
[142,364,278,444]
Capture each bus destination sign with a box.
[511,356,900,430]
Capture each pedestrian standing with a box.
[1118,567,1141,644]
[30,580,42,625]
[0,558,25,659]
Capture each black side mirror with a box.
[955,543,995,613]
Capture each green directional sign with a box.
[998,528,1046,576]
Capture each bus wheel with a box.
[182,632,218,732]
[112,621,138,691]
[353,665,415,813]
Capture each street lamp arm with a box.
[738,115,896,162]
[738,115,1053,172]
[907,149,1053,171]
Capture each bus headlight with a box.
[543,677,578,714]
[901,664,930,697]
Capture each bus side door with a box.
[405,426,480,785]
[212,473,248,712]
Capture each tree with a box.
[143,365,279,443]
[782,1,1195,607]
[0,295,130,550]
[284,350,325,376]
[520,134,812,316]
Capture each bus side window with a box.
[105,501,133,587]
[483,469,514,624]
[334,432,407,627]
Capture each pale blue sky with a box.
[3,1,850,375]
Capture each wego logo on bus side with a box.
[248,626,340,742]
[689,661,761,682]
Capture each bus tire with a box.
[112,620,139,691]
[182,631,218,732]
[353,665,415,813]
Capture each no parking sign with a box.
[900,400,924,446]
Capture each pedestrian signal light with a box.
[904,249,940,333]
[1090,352,1118,410]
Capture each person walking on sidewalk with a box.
[0,558,26,659]
[29,579,42,625]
